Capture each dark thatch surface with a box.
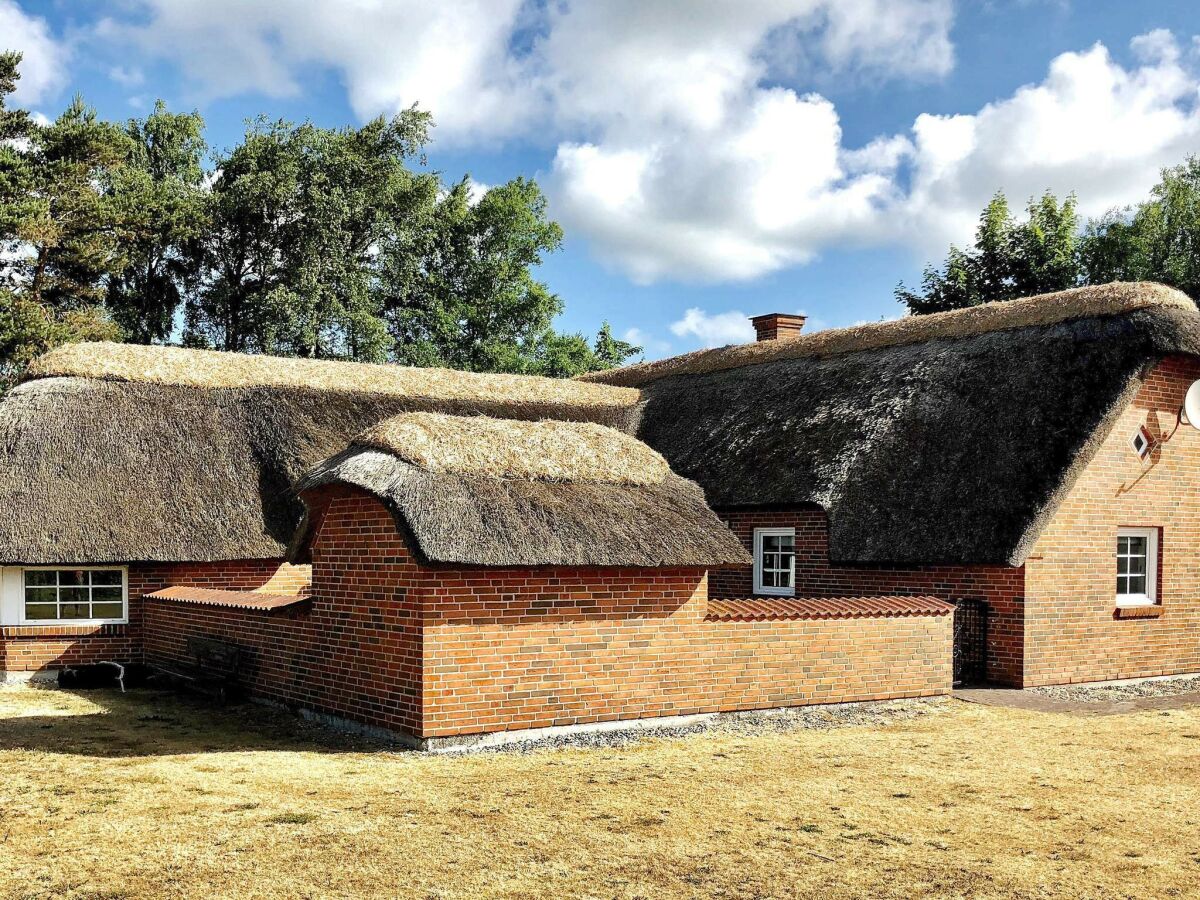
[294,448,750,568]
[0,370,637,565]
[582,282,1192,387]
[632,302,1200,566]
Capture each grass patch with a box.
[267,812,318,825]
[1,685,1199,898]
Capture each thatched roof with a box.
[603,283,1200,566]
[581,282,1192,387]
[35,341,638,414]
[356,412,670,485]
[0,344,641,565]
[293,414,749,568]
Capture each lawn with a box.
[0,686,1198,899]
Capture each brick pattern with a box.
[144,489,954,740]
[143,491,424,735]
[0,624,137,672]
[709,509,1026,685]
[421,567,950,737]
[0,558,310,673]
[1023,355,1200,685]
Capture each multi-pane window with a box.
[1116,528,1157,607]
[753,528,795,596]
[23,569,126,623]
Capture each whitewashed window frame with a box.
[753,527,796,597]
[2,566,130,626]
[1115,527,1158,608]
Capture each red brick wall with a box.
[143,492,424,735]
[0,559,308,673]
[0,624,138,673]
[422,566,951,738]
[142,489,951,740]
[1023,355,1200,686]
[709,509,1026,686]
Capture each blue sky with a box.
[5,1,1200,359]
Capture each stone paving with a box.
[955,684,1200,715]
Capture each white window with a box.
[753,528,795,596]
[1116,528,1158,607]
[21,567,128,624]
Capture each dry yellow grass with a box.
[27,342,639,410]
[1,685,1199,899]
[581,281,1194,387]
[356,412,670,485]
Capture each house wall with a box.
[1023,355,1200,686]
[709,509,1026,686]
[141,490,951,740]
[0,559,307,674]
[143,492,424,735]
[421,565,951,738]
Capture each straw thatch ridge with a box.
[0,361,637,565]
[355,412,670,486]
[30,341,639,414]
[580,282,1193,387]
[293,449,750,568]
[632,302,1200,566]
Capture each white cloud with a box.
[0,0,68,104]
[108,65,144,87]
[670,308,756,348]
[559,28,1200,280]
[465,178,490,206]
[96,0,535,140]
[84,5,1200,288]
[896,33,1200,257]
[621,327,669,357]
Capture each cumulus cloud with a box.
[559,28,1200,281]
[0,0,68,104]
[670,308,757,348]
[95,0,535,138]
[84,4,1200,290]
[896,33,1200,257]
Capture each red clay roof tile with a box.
[146,586,310,611]
[706,595,954,621]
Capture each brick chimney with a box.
[750,313,806,342]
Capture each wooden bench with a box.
[157,636,244,703]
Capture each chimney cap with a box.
[750,312,807,342]
[749,312,807,326]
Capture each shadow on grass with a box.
[0,687,406,758]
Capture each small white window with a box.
[1116,528,1158,607]
[22,568,127,624]
[753,528,795,596]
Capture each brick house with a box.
[0,281,1197,746]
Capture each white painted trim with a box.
[752,527,795,597]
[1116,527,1158,607]
[3,565,129,626]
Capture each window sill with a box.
[1114,605,1163,619]
[2,623,128,638]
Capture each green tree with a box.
[15,97,133,309]
[592,321,641,369]
[0,55,123,388]
[104,101,208,343]
[1,52,639,383]
[898,191,1081,314]
[0,52,34,238]
[184,111,438,359]
[1081,157,1200,301]
[382,176,581,374]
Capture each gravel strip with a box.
[468,697,950,755]
[1029,675,1200,703]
